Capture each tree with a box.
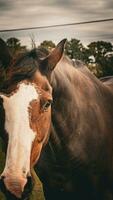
[65,38,89,63]
[88,41,113,63]
[88,41,113,77]
[39,40,56,51]
[6,37,26,55]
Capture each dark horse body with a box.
[0,38,113,200]
[37,57,113,200]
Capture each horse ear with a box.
[0,38,12,68]
[39,39,67,75]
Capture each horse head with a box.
[0,38,66,199]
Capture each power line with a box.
[0,18,113,33]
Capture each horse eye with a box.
[43,99,53,111]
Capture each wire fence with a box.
[0,18,113,33]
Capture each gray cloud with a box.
[103,0,113,9]
[0,0,113,47]
[0,0,14,11]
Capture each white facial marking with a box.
[2,82,39,177]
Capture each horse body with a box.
[37,57,113,199]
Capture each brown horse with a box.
[0,38,66,199]
[0,38,113,200]
[36,58,113,200]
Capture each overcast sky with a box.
[0,0,113,48]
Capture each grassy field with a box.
[0,138,45,200]
[0,139,6,200]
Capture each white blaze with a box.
[2,82,38,177]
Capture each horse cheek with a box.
[30,140,43,166]
[30,109,51,166]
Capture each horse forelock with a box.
[0,47,49,93]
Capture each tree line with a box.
[2,37,113,78]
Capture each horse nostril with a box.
[1,176,28,198]
[23,170,26,175]
[0,175,5,180]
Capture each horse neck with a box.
[51,56,106,106]
[49,57,111,157]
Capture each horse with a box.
[0,38,64,199]
[0,38,113,200]
[36,60,113,200]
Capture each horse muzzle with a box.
[0,175,28,199]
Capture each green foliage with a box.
[87,41,113,77]
[88,41,113,62]
[87,63,103,78]
[6,37,21,49]
[64,39,113,77]
[6,37,27,56]
[65,38,90,63]
[65,39,83,59]
[30,169,45,200]
[0,139,6,199]
[39,40,55,51]
[0,192,6,200]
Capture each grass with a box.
[30,170,45,200]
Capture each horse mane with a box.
[9,47,49,80]
[51,55,104,99]
[0,47,49,92]
[0,46,105,95]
